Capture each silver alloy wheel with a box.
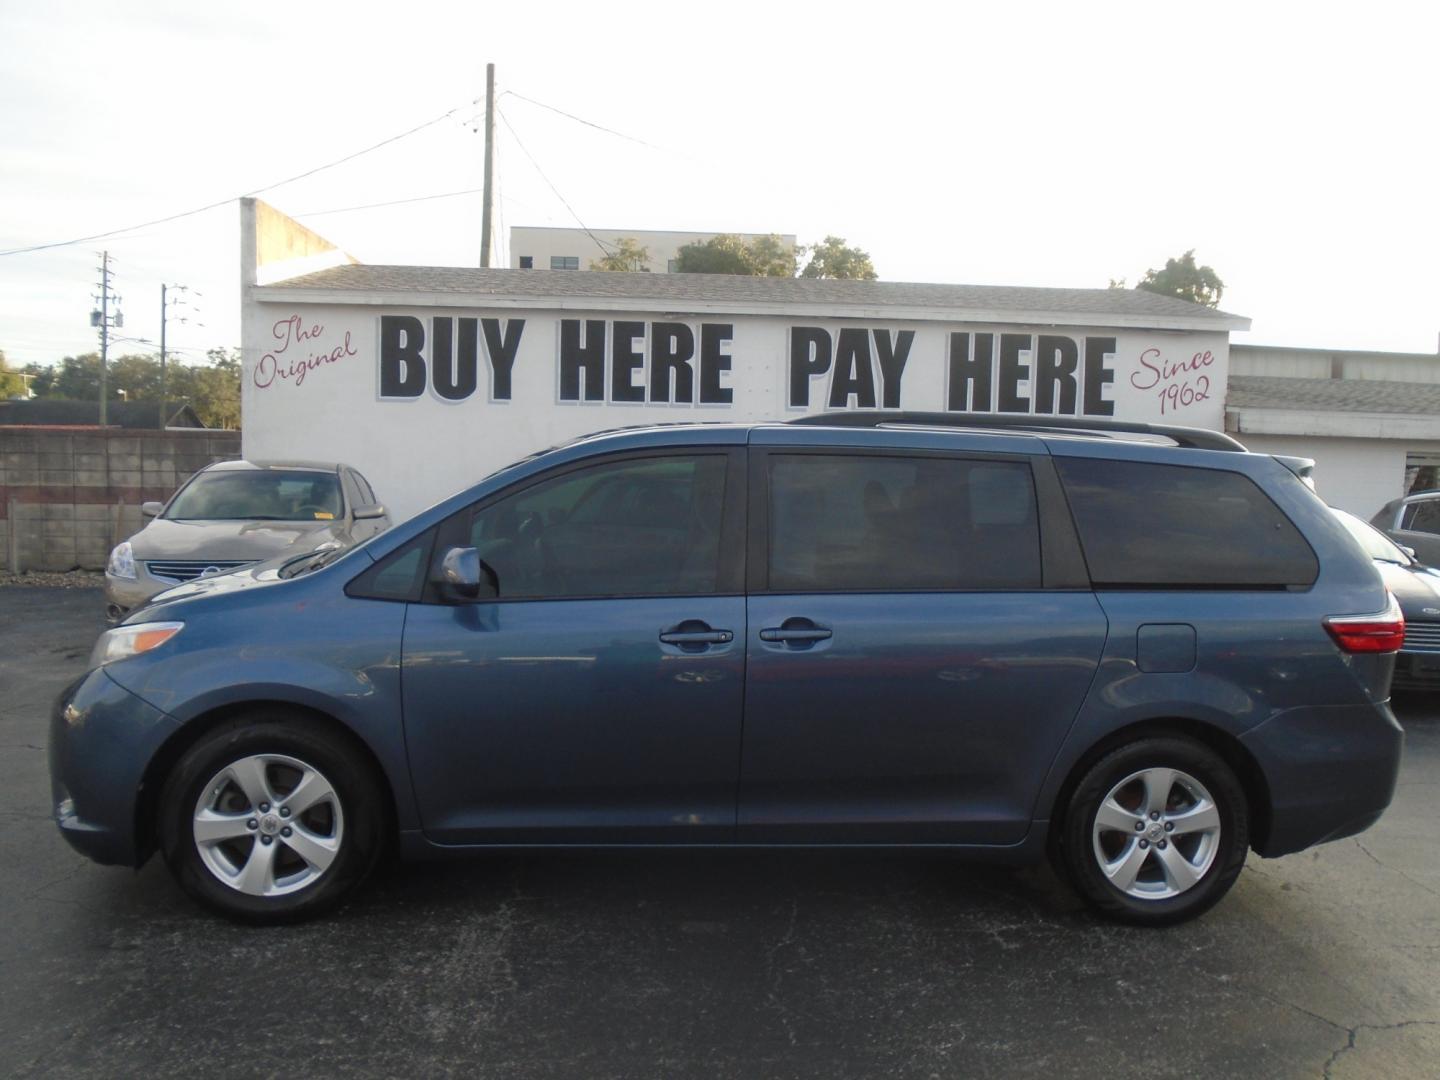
[192,753,345,898]
[1090,766,1221,900]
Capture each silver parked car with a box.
[105,460,390,622]
[1370,490,1440,566]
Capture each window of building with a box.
[766,454,1041,592]
[550,256,579,270]
[467,455,728,599]
[1055,458,1318,588]
[666,259,679,273]
[518,256,533,269]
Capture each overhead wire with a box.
[0,99,479,257]
[496,107,613,258]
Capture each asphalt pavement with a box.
[1,585,1436,1079]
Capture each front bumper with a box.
[104,572,167,624]
[1391,651,1440,691]
[48,667,180,866]
[1240,701,1404,857]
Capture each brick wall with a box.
[1,428,241,572]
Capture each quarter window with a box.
[765,454,1042,592]
[1055,458,1318,588]
[468,456,728,599]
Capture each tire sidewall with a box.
[1062,736,1249,926]
[160,716,383,924]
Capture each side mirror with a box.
[353,503,387,521]
[1401,545,1418,560]
[141,501,164,518]
[435,546,498,601]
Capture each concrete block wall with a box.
[1,429,241,572]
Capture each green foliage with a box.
[673,233,798,276]
[799,236,877,280]
[0,349,27,398]
[673,234,759,275]
[746,234,800,277]
[589,237,651,272]
[1135,250,1225,308]
[18,347,242,429]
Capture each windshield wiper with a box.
[279,545,346,579]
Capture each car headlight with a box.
[107,541,136,579]
[90,621,184,667]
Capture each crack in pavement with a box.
[1322,1019,1440,1079]
[1353,837,1440,901]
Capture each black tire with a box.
[1059,736,1249,926]
[159,714,386,924]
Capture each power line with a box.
[500,89,668,152]
[497,107,612,258]
[294,187,485,217]
[0,100,477,257]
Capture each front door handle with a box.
[759,618,833,644]
[659,620,733,651]
[659,629,734,645]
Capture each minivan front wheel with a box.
[1060,736,1249,925]
[159,716,384,923]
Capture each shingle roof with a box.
[1226,376,1440,416]
[0,400,205,429]
[259,265,1245,327]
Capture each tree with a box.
[589,237,651,272]
[19,347,242,428]
[746,234,800,277]
[1135,249,1225,308]
[673,234,757,275]
[799,235,877,280]
[0,349,27,398]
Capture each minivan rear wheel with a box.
[159,715,384,924]
[1060,736,1248,926]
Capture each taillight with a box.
[1325,593,1405,654]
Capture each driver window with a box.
[468,455,727,599]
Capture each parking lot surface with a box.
[2,585,1437,1078]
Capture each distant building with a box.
[509,226,797,273]
[0,400,206,429]
[1226,344,1440,515]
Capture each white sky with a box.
[2,0,1437,370]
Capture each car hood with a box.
[1375,561,1440,621]
[129,517,343,561]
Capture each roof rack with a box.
[785,411,1247,453]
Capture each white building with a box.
[509,226,797,274]
[241,201,1245,521]
[1227,344,1440,517]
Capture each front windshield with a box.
[165,470,344,522]
[1332,507,1409,564]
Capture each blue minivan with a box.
[49,415,1405,925]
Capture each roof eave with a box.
[250,285,1250,333]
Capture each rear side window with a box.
[766,454,1041,591]
[1055,458,1318,588]
[1401,500,1440,535]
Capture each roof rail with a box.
[785,411,1248,452]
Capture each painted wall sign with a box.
[243,305,1231,518]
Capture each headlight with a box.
[107,541,136,579]
[90,621,184,667]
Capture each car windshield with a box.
[165,470,344,521]
[1332,507,1409,564]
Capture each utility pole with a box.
[480,62,496,268]
[90,252,122,426]
[159,283,195,429]
[159,283,168,430]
